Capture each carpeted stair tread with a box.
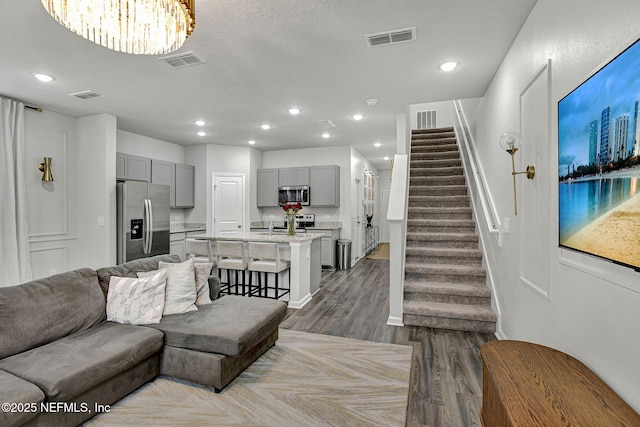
[403,300,497,322]
[404,262,485,277]
[410,167,464,177]
[410,175,466,184]
[409,185,468,196]
[405,246,483,259]
[405,280,492,297]
[406,220,476,233]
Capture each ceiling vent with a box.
[318,119,336,128]
[158,51,207,68]
[69,90,104,100]
[365,27,416,47]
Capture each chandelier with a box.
[41,0,195,55]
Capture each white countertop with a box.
[189,231,324,243]
[170,223,206,233]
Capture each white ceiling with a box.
[0,0,537,170]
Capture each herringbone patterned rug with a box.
[85,329,412,426]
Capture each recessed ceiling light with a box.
[439,61,459,71]
[195,120,205,126]
[33,73,54,82]
[248,140,256,145]
[352,114,364,121]
[288,108,300,115]
[322,133,331,139]
[384,156,390,161]
[374,142,381,147]
[197,131,206,136]
[261,124,271,130]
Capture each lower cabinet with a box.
[169,230,205,261]
[314,229,340,269]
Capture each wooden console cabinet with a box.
[480,340,640,426]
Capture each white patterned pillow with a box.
[106,270,167,325]
[193,262,213,305]
[157,258,198,315]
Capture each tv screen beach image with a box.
[558,38,640,270]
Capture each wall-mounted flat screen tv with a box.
[558,37,640,272]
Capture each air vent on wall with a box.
[158,51,207,68]
[417,110,437,129]
[365,27,416,47]
[69,90,104,100]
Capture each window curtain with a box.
[0,96,32,287]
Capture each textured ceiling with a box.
[0,0,537,170]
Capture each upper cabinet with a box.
[310,165,340,207]
[257,165,340,208]
[174,164,195,208]
[278,167,309,186]
[116,153,151,182]
[257,168,279,207]
[151,159,176,206]
[117,153,195,208]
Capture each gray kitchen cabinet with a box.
[126,154,152,182]
[151,159,176,206]
[116,152,151,182]
[116,153,127,180]
[174,163,195,208]
[313,228,340,269]
[310,165,340,207]
[170,232,186,261]
[279,167,309,186]
[257,168,279,207]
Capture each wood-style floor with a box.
[280,257,495,427]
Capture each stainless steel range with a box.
[272,214,315,233]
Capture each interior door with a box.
[213,174,245,236]
[352,178,363,261]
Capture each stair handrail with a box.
[386,153,409,326]
[453,99,500,234]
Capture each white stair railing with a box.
[453,99,501,236]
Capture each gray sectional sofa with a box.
[0,254,287,427]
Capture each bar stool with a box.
[184,238,214,263]
[247,242,289,299]
[216,240,248,296]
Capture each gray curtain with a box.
[0,96,31,286]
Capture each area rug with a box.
[84,329,413,426]
[367,242,390,260]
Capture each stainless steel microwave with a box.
[278,185,310,206]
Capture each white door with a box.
[380,187,390,243]
[213,174,244,236]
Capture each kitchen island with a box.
[191,232,323,309]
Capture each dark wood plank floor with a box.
[280,258,495,427]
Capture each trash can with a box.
[336,239,352,270]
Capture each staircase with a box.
[403,127,496,333]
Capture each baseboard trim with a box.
[387,315,404,327]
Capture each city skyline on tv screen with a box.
[558,37,640,272]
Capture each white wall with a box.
[116,130,185,163]
[23,111,118,276]
[475,0,640,411]
[410,100,455,129]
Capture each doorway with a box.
[212,174,245,236]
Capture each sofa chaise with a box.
[0,254,287,427]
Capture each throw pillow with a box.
[106,270,167,325]
[157,258,198,315]
[193,262,213,305]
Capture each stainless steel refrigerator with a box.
[117,181,170,264]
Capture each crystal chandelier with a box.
[41,0,195,55]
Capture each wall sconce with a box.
[38,157,54,182]
[499,132,534,215]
